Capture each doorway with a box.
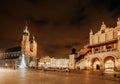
[92,58,100,71]
[96,64,100,70]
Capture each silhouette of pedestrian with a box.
[14,64,15,70]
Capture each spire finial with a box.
[90,29,93,35]
[101,21,106,30]
[33,35,35,40]
[25,25,28,33]
[23,20,29,34]
[32,35,36,43]
[118,18,120,21]
[25,20,28,30]
[117,17,120,26]
[102,21,104,25]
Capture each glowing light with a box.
[19,54,27,69]
[118,31,120,36]
[105,60,114,69]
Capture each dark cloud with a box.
[91,0,120,16]
[0,0,120,58]
[70,7,86,25]
[65,42,81,49]
[25,0,48,4]
[91,0,105,5]
[29,16,49,25]
[25,0,65,4]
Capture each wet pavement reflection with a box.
[0,68,119,84]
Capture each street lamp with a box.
[36,57,39,69]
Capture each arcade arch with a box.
[103,56,115,71]
[92,58,100,71]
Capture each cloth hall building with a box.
[69,18,120,72]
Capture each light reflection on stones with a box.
[0,69,120,84]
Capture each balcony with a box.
[91,48,117,54]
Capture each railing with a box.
[91,48,117,54]
[76,48,118,63]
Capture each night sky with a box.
[0,0,120,58]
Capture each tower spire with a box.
[102,21,104,25]
[32,35,36,43]
[23,20,29,34]
[117,17,120,26]
[101,21,106,30]
[118,18,120,21]
[33,35,35,41]
[90,29,93,35]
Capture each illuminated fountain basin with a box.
[19,54,27,69]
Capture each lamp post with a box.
[36,57,39,69]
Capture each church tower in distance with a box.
[30,36,37,57]
[21,24,30,56]
[21,22,37,66]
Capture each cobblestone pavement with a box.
[0,68,120,84]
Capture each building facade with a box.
[69,54,76,70]
[0,24,37,68]
[75,18,120,72]
[38,56,69,69]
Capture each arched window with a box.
[106,46,112,51]
[95,48,99,53]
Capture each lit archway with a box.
[92,58,100,71]
[104,56,115,71]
